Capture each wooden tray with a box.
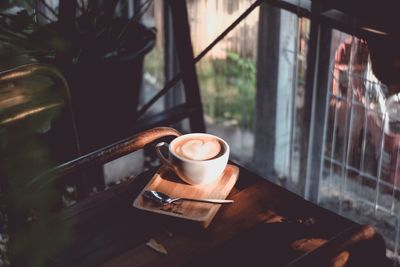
[133,164,239,228]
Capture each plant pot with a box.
[64,22,155,153]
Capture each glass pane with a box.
[189,1,310,194]
[187,0,259,56]
[140,1,166,114]
[188,0,259,165]
[320,28,400,261]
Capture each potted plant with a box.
[0,0,156,154]
[1,2,156,265]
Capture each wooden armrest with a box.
[28,127,181,189]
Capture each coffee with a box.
[155,133,230,184]
[173,136,224,161]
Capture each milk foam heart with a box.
[177,139,221,160]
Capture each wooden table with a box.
[42,164,388,267]
[19,127,386,267]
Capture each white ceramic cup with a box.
[155,133,230,185]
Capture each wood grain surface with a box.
[45,166,388,267]
[133,164,239,228]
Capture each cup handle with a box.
[155,142,177,171]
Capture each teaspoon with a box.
[143,190,234,205]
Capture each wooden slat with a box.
[285,224,387,266]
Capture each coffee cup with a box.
[155,133,230,185]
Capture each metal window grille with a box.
[318,30,400,263]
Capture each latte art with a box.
[174,138,222,161]
[155,133,229,184]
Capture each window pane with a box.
[319,29,400,261]
[188,0,259,164]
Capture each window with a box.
[320,30,400,261]
[186,1,400,262]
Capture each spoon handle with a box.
[173,198,234,204]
